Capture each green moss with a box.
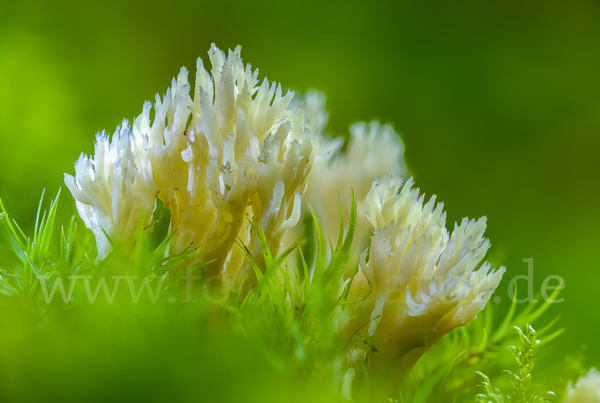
[0,191,581,402]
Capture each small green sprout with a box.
[476,325,556,403]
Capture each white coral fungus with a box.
[64,43,508,394]
[64,121,156,259]
[345,176,505,373]
[304,119,408,247]
[564,368,600,403]
[65,44,505,347]
[66,44,318,289]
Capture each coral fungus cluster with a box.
[65,44,505,393]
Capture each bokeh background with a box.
[1,0,599,376]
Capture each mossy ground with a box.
[0,191,579,402]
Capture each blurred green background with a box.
[1,0,599,373]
